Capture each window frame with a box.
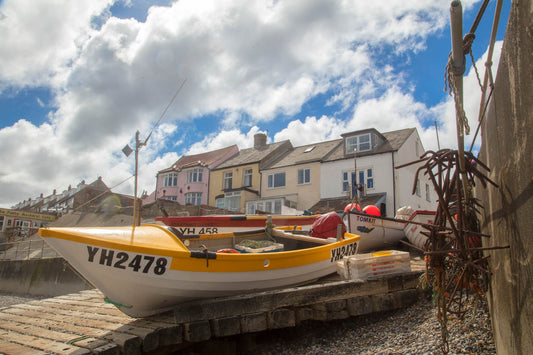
[187,168,203,183]
[297,168,311,185]
[162,173,178,187]
[243,168,253,187]
[267,172,286,189]
[185,192,202,205]
[345,133,372,154]
[223,171,233,190]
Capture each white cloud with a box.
[0,0,113,89]
[0,0,500,207]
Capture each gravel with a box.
[245,295,495,355]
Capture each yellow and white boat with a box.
[39,224,359,317]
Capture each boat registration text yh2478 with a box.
[86,246,169,275]
[330,241,358,262]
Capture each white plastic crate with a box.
[340,250,411,280]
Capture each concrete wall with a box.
[476,1,533,354]
[0,258,92,297]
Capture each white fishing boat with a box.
[344,210,406,252]
[403,210,436,250]
[39,224,359,317]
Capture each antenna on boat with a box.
[124,78,187,228]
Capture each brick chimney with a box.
[254,133,267,149]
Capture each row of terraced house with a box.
[143,127,438,217]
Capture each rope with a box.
[444,61,471,136]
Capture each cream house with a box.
[249,139,342,214]
[209,133,292,212]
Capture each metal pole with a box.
[353,148,358,201]
[435,121,441,150]
[450,1,469,197]
[133,130,140,228]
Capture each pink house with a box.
[153,145,239,206]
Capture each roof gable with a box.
[324,128,416,162]
[214,140,293,170]
[266,139,343,169]
[159,145,238,173]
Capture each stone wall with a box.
[0,258,92,297]
[476,1,533,354]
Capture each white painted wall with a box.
[321,153,395,216]
[394,132,438,211]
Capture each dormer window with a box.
[345,133,372,154]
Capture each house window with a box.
[163,173,178,187]
[367,169,374,189]
[267,172,286,188]
[342,169,373,194]
[425,184,431,202]
[274,200,282,213]
[186,192,202,205]
[216,191,241,211]
[345,133,372,154]
[246,199,283,214]
[415,180,421,196]
[342,171,355,192]
[223,172,233,190]
[297,168,311,185]
[166,196,177,201]
[187,168,203,183]
[243,168,252,187]
[225,192,241,211]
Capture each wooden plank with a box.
[0,329,90,355]
[1,306,156,353]
[0,339,48,355]
[0,314,108,349]
[7,303,161,352]
[0,308,111,336]
[0,311,128,354]
[33,298,178,328]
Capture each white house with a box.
[318,128,437,217]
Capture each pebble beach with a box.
[246,294,496,355]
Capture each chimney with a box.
[254,133,267,149]
[53,189,56,195]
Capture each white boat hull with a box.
[345,211,406,252]
[40,225,359,317]
[404,211,436,250]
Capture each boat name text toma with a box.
[356,215,376,224]
[330,241,358,262]
[87,246,168,275]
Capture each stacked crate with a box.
[337,250,411,280]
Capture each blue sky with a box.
[0,0,509,208]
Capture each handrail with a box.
[0,239,60,261]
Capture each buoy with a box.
[363,205,381,216]
[344,203,361,212]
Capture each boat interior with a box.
[165,226,337,254]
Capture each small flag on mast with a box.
[122,144,133,157]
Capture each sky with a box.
[0,0,510,208]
